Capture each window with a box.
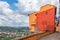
[46,12,48,15]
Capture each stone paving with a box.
[39,32,60,40]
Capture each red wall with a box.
[36,8,56,32]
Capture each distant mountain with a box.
[0,26,29,32]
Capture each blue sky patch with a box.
[0,0,18,10]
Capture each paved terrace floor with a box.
[39,32,60,40]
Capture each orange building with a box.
[36,4,56,32]
[28,12,37,33]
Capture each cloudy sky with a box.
[0,0,59,27]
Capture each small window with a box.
[46,12,48,15]
[35,14,37,16]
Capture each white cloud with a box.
[0,19,4,25]
[0,1,13,16]
[15,14,27,22]
[0,1,28,26]
[0,15,8,21]
[0,1,9,8]
[16,0,39,12]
